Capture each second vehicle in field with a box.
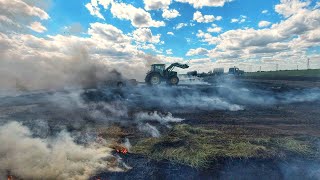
[145,63,189,86]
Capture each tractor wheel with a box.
[167,76,179,86]
[117,81,125,88]
[146,73,161,86]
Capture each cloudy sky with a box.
[0,0,320,82]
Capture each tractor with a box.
[145,63,189,86]
[228,67,245,76]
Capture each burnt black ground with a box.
[92,155,320,180]
[0,77,320,179]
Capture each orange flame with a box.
[116,147,128,154]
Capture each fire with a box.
[116,147,128,154]
[7,175,13,180]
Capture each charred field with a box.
[1,77,320,180]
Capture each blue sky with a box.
[44,0,283,58]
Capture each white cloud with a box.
[28,21,47,33]
[0,0,50,32]
[166,49,173,55]
[133,28,161,44]
[196,30,219,44]
[186,48,209,56]
[162,9,180,19]
[175,0,232,8]
[144,0,172,10]
[167,32,174,35]
[96,0,113,9]
[0,0,49,20]
[110,2,165,28]
[275,0,310,17]
[88,23,131,44]
[230,15,247,24]
[85,1,105,20]
[230,18,238,23]
[207,26,222,33]
[174,23,188,29]
[193,11,222,23]
[195,1,320,69]
[258,21,271,28]
[262,10,268,14]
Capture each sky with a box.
[0,0,320,82]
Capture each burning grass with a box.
[132,124,318,168]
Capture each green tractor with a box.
[145,63,189,86]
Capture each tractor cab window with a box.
[151,65,165,72]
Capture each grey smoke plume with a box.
[0,121,124,180]
[0,46,124,91]
[138,123,161,138]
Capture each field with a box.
[244,69,320,80]
[1,76,320,179]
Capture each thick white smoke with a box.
[0,121,123,180]
[135,111,185,124]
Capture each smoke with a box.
[0,46,125,91]
[178,75,210,85]
[127,86,244,112]
[123,138,132,151]
[0,121,124,180]
[138,123,161,138]
[215,77,320,106]
[134,111,183,137]
[135,111,184,124]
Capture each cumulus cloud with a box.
[186,47,209,56]
[162,9,181,19]
[230,15,247,24]
[194,1,320,71]
[110,2,165,28]
[144,0,171,10]
[275,0,310,17]
[196,30,219,44]
[208,26,222,33]
[0,0,49,32]
[175,0,232,8]
[166,49,173,55]
[258,21,271,28]
[27,21,47,33]
[193,11,222,23]
[85,1,105,20]
[133,28,161,44]
[262,10,268,14]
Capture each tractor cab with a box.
[151,64,166,74]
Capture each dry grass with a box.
[132,124,317,168]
